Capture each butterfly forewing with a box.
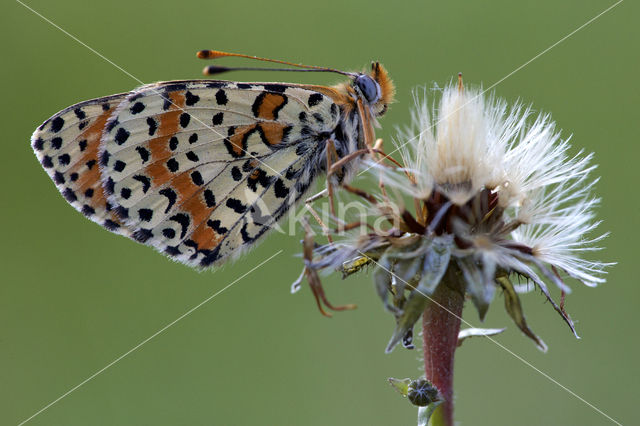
[31,94,132,236]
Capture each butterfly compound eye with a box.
[355,75,381,104]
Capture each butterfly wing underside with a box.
[32,80,341,267]
[31,94,131,235]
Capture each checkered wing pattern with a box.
[32,80,340,267]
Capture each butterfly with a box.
[31,50,395,268]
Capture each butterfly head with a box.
[353,62,395,117]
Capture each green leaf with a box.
[496,274,548,352]
[373,252,396,313]
[415,236,453,296]
[388,377,412,396]
[386,287,429,353]
[417,401,443,426]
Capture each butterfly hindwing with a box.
[96,80,340,267]
[31,94,132,235]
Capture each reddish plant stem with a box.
[422,276,465,426]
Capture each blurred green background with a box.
[1,0,638,425]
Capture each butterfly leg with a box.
[325,139,340,217]
[304,188,334,243]
[300,217,356,317]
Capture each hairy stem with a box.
[422,272,465,426]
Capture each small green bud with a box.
[407,379,440,407]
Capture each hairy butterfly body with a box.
[31,51,394,268]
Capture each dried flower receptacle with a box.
[296,76,611,426]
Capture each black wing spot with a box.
[191,171,204,186]
[207,219,228,234]
[51,137,63,150]
[105,177,115,195]
[231,166,242,181]
[33,137,44,151]
[130,102,145,114]
[162,228,176,239]
[86,159,97,170]
[81,205,95,216]
[308,93,323,107]
[185,91,200,106]
[78,139,87,151]
[240,222,253,243]
[132,228,153,243]
[169,136,179,151]
[147,117,158,136]
[186,151,199,162]
[170,213,190,239]
[138,208,153,222]
[70,172,79,182]
[212,112,224,125]
[162,94,172,111]
[167,158,179,172]
[115,206,129,219]
[165,246,182,256]
[263,84,286,93]
[226,198,246,214]
[42,156,53,168]
[51,116,64,133]
[274,178,289,198]
[113,160,126,172]
[115,127,130,145]
[74,108,86,120]
[58,153,71,166]
[53,171,65,184]
[84,188,94,198]
[136,146,150,163]
[204,189,216,207]
[180,113,191,128]
[120,187,132,199]
[189,133,198,144]
[99,150,110,166]
[62,188,77,202]
[133,174,151,193]
[251,92,266,118]
[159,187,177,213]
[215,89,228,105]
[104,219,120,231]
[247,169,271,192]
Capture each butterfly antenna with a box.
[197,50,356,77]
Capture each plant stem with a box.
[422,273,465,426]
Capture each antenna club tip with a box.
[197,50,227,59]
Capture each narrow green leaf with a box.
[496,274,548,352]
